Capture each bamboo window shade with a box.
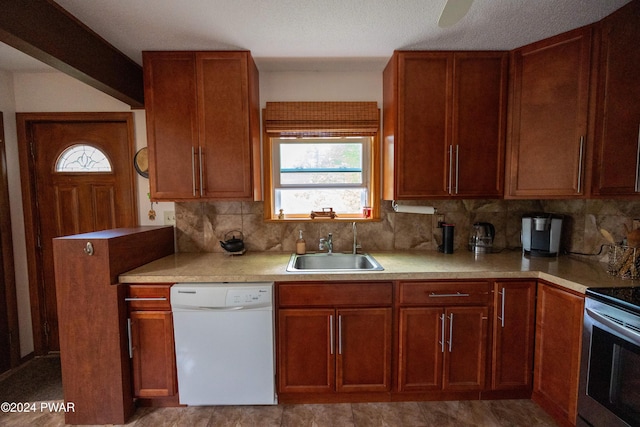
[264,102,379,137]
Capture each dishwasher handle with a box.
[172,303,272,311]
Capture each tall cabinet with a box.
[143,51,261,201]
[591,0,640,196]
[383,51,508,199]
[505,27,593,198]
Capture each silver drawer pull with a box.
[428,292,470,298]
[125,297,167,301]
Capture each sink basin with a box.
[286,252,384,272]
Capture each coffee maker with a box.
[521,213,563,257]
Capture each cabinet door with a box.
[443,306,488,391]
[398,307,444,391]
[506,27,592,198]
[454,52,508,197]
[395,52,452,198]
[130,311,177,397]
[533,283,584,426]
[278,308,334,394]
[143,52,199,199]
[492,281,535,390]
[591,1,640,196]
[197,52,255,200]
[336,308,392,393]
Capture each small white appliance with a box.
[171,282,276,405]
[521,213,563,257]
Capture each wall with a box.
[0,69,32,357]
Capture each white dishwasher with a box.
[171,282,276,405]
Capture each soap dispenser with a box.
[296,230,306,255]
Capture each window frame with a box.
[263,134,380,222]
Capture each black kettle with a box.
[220,231,245,253]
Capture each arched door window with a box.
[55,144,113,172]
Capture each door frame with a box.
[16,112,137,355]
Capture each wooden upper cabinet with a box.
[506,27,593,198]
[383,51,507,200]
[591,1,640,197]
[143,51,261,201]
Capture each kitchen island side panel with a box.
[53,226,174,425]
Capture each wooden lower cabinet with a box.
[398,306,488,393]
[396,281,491,397]
[488,280,536,395]
[278,307,392,395]
[532,282,584,427]
[130,311,176,397]
[127,284,178,404]
[276,281,393,401]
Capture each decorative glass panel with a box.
[55,144,112,172]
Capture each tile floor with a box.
[2,399,558,426]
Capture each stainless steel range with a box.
[578,287,640,427]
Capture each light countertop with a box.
[119,249,638,294]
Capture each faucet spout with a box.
[352,222,358,254]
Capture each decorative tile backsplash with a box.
[176,199,640,258]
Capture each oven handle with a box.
[586,307,640,346]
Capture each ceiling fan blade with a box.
[438,0,474,28]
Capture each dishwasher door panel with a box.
[172,308,276,405]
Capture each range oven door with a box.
[579,298,640,427]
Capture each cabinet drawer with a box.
[398,281,491,306]
[126,284,172,310]
[278,282,393,307]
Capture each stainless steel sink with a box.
[286,252,384,272]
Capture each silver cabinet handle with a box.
[191,146,197,197]
[199,146,204,197]
[455,145,459,195]
[577,136,584,193]
[338,314,343,355]
[448,145,453,194]
[439,313,445,353]
[125,297,167,302]
[448,313,454,353]
[127,318,133,359]
[498,288,506,328]
[329,314,334,355]
[429,292,470,298]
[635,124,640,193]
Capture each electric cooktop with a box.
[586,287,640,315]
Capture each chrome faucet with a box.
[319,233,333,254]
[352,222,361,254]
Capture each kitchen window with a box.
[263,102,380,220]
[272,137,371,217]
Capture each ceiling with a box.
[0,0,632,73]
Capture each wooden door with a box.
[492,280,536,390]
[17,113,137,353]
[277,308,335,394]
[507,27,592,198]
[443,306,488,391]
[397,307,443,391]
[591,1,640,196]
[533,283,584,426]
[130,310,176,397]
[395,52,452,198]
[143,52,199,200]
[453,52,507,197]
[336,308,391,393]
[197,52,255,200]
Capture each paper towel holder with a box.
[391,200,437,215]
